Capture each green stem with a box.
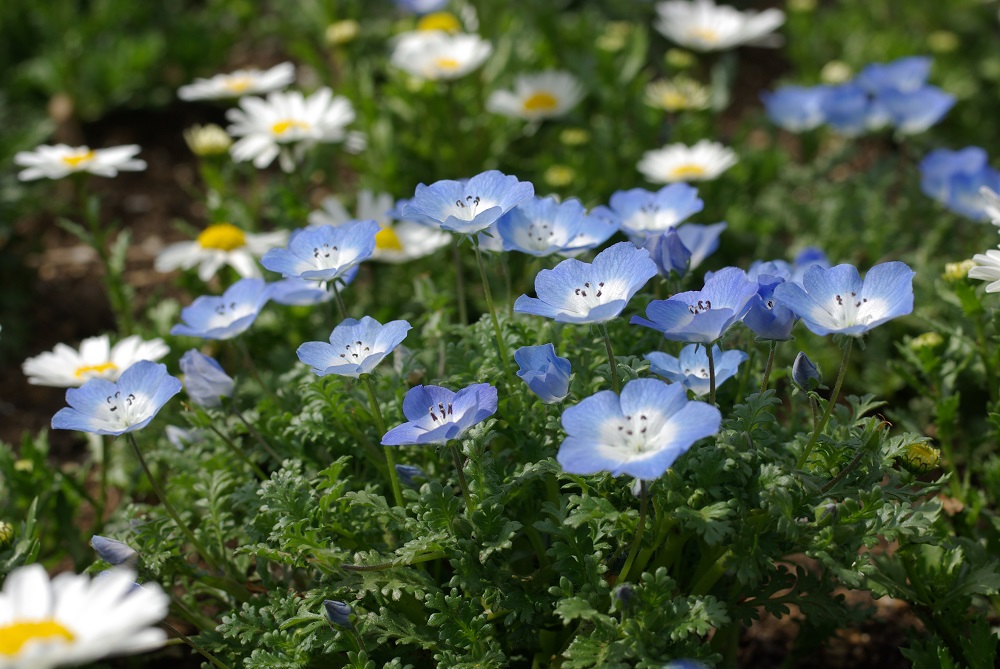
[760,340,778,393]
[161,622,232,669]
[126,433,222,574]
[796,339,853,470]
[820,447,867,494]
[205,423,266,481]
[706,343,717,406]
[232,409,282,462]
[342,551,447,571]
[453,241,468,326]
[449,441,476,512]
[473,242,510,370]
[617,481,648,583]
[690,549,733,596]
[600,323,621,394]
[97,436,110,528]
[362,376,404,508]
[331,280,347,321]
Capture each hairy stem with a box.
[797,338,853,470]
[363,376,404,508]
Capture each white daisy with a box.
[969,249,1000,292]
[14,145,146,182]
[154,223,288,281]
[22,334,169,388]
[637,140,738,183]
[177,61,296,101]
[226,88,356,171]
[486,71,584,122]
[309,190,451,263]
[390,31,492,81]
[0,564,168,668]
[980,186,1000,225]
[654,0,785,52]
[644,77,711,112]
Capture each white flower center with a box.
[629,203,682,232]
[310,243,347,270]
[339,339,372,362]
[427,401,454,424]
[448,193,496,221]
[101,390,145,430]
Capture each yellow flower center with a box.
[434,57,461,71]
[0,619,75,656]
[61,150,96,169]
[686,27,720,44]
[417,12,461,33]
[197,223,247,251]
[659,91,689,111]
[73,361,118,379]
[224,77,253,94]
[668,163,707,180]
[375,226,403,251]
[271,119,310,136]
[522,92,559,112]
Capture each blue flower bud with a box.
[394,464,425,488]
[612,584,634,611]
[514,344,572,404]
[179,350,235,408]
[323,599,354,628]
[643,228,691,278]
[792,352,821,390]
[91,535,139,568]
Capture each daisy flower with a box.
[637,140,738,184]
[486,71,584,122]
[154,223,288,281]
[14,144,146,181]
[966,250,1000,292]
[22,334,169,388]
[177,62,296,101]
[654,0,785,52]
[645,78,711,113]
[390,31,492,81]
[0,564,168,668]
[226,88,356,171]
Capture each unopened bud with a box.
[325,20,360,46]
[324,599,354,628]
[792,352,821,391]
[91,535,139,568]
[184,124,232,157]
[0,521,14,548]
[943,259,975,283]
[910,332,943,351]
[899,442,941,474]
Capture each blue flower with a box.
[880,86,954,135]
[919,147,1000,220]
[855,56,931,93]
[179,350,234,408]
[761,85,831,132]
[395,0,448,13]
[631,267,758,344]
[296,316,411,378]
[382,383,498,446]
[91,535,139,567]
[643,228,691,278]
[645,344,748,397]
[677,222,726,271]
[514,344,572,403]
[497,196,615,256]
[823,83,890,136]
[269,270,357,306]
[394,464,425,487]
[260,221,379,281]
[403,170,534,235]
[789,247,830,283]
[792,351,821,390]
[743,274,796,340]
[773,262,915,336]
[51,360,182,436]
[170,278,272,340]
[557,378,721,479]
[592,184,703,240]
[514,242,657,324]
[323,600,353,628]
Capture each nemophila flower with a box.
[632,267,758,343]
[637,140,738,184]
[309,190,451,263]
[261,221,379,281]
[514,344,572,404]
[855,56,931,93]
[396,0,449,14]
[644,228,691,277]
[919,147,1000,220]
[792,351,821,390]
[968,249,1000,293]
[743,273,796,341]
[296,317,412,378]
[91,535,139,568]
[645,77,711,112]
[179,350,234,408]
[486,71,584,122]
[154,223,288,281]
[646,344,748,397]
[171,278,272,340]
[226,88,356,171]
[51,361,182,436]
[761,85,830,132]
[395,463,425,487]
[557,378,721,479]
[268,277,337,306]
[497,196,614,256]
[14,144,146,181]
[23,334,169,388]
[166,425,204,450]
[879,86,954,135]
[323,600,354,629]
[390,30,492,81]
[381,383,498,446]
[823,83,890,136]
[773,262,915,336]
[403,170,534,235]
[178,62,295,100]
[662,660,711,669]
[677,222,727,270]
[654,0,785,52]
[0,564,168,668]
[593,184,704,239]
[514,241,657,324]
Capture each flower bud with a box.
[899,442,941,474]
[543,165,575,188]
[791,352,821,391]
[942,259,975,283]
[325,20,360,45]
[183,124,232,157]
[612,584,634,611]
[909,332,943,351]
[180,350,235,408]
[665,48,696,70]
[0,521,14,548]
[559,128,590,146]
[514,344,572,404]
[394,464,425,488]
[820,60,852,84]
[323,600,354,628]
[91,535,139,568]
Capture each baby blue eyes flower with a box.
[792,351,821,390]
[497,196,616,256]
[645,344,748,397]
[51,360,182,436]
[514,241,657,324]
[296,316,412,378]
[631,266,758,344]
[592,184,703,239]
[514,344,572,404]
[772,262,915,336]
[557,378,721,479]
[880,87,954,135]
[170,278,272,340]
[403,170,534,235]
[91,535,139,568]
[743,274,796,341]
[179,350,234,408]
[919,147,1000,221]
[761,85,830,132]
[323,600,353,628]
[261,221,379,281]
[855,56,931,93]
[269,269,357,306]
[382,383,498,446]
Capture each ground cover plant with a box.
[3,0,1000,667]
